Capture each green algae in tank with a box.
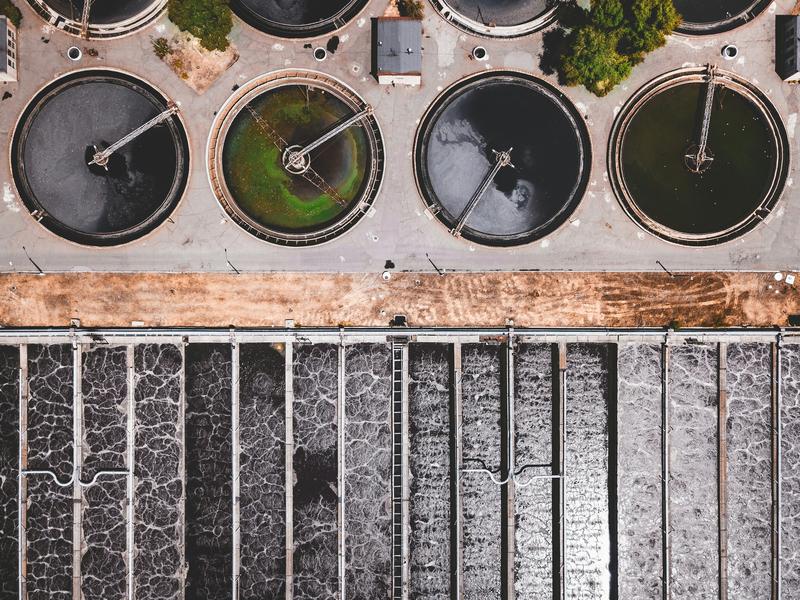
[222,85,368,233]
[620,83,776,235]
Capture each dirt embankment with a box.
[0,272,796,328]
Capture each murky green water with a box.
[621,83,775,235]
[222,85,368,233]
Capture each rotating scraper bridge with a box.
[0,327,798,599]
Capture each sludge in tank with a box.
[10,69,190,247]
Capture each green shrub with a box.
[152,37,172,59]
[0,0,22,27]
[554,0,681,96]
[168,0,232,51]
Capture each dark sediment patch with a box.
[185,344,233,600]
[231,0,367,38]
[293,344,339,599]
[0,347,19,600]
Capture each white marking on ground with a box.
[3,183,19,212]
[155,24,166,33]
[272,43,284,51]
[341,34,349,42]
[788,113,797,138]
[637,231,645,240]
[358,17,366,27]
[540,239,550,248]
[571,219,580,227]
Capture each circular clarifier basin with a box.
[28,0,165,37]
[11,69,189,246]
[433,0,557,37]
[414,70,591,247]
[673,0,771,34]
[208,70,384,246]
[609,67,788,246]
[231,0,367,38]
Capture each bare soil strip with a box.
[0,272,796,328]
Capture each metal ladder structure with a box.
[79,0,92,38]
[88,104,179,169]
[451,148,514,237]
[685,64,717,174]
[244,104,347,206]
[391,339,409,600]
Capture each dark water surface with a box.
[185,344,232,600]
[673,0,762,24]
[418,73,588,244]
[447,0,551,26]
[621,83,776,235]
[231,0,366,36]
[14,72,186,244]
[293,344,339,599]
[0,347,18,600]
[239,344,286,599]
[41,0,156,23]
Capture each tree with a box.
[591,0,624,30]
[562,26,631,96]
[553,0,680,96]
[397,0,424,18]
[168,0,232,51]
[0,0,22,27]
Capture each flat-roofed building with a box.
[0,16,17,83]
[776,15,800,82]
[373,16,422,86]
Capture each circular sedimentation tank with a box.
[10,69,190,246]
[609,66,789,246]
[208,70,384,246]
[231,0,367,38]
[432,0,557,37]
[673,0,771,34]
[414,70,591,247]
[27,0,165,37]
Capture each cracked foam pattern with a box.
[461,343,502,599]
[239,344,285,599]
[344,343,392,600]
[0,346,18,600]
[565,343,611,600]
[293,344,338,600]
[669,343,718,598]
[134,344,183,600]
[185,344,232,600]
[726,343,772,598]
[781,344,800,594]
[26,343,74,600]
[81,346,128,600]
[514,343,553,598]
[616,343,662,600]
[408,343,451,599]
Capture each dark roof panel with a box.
[375,17,422,76]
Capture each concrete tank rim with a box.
[206,68,386,248]
[25,0,167,40]
[606,66,790,248]
[8,66,192,249]
[229,0,370,41]
[412,68,593,250]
